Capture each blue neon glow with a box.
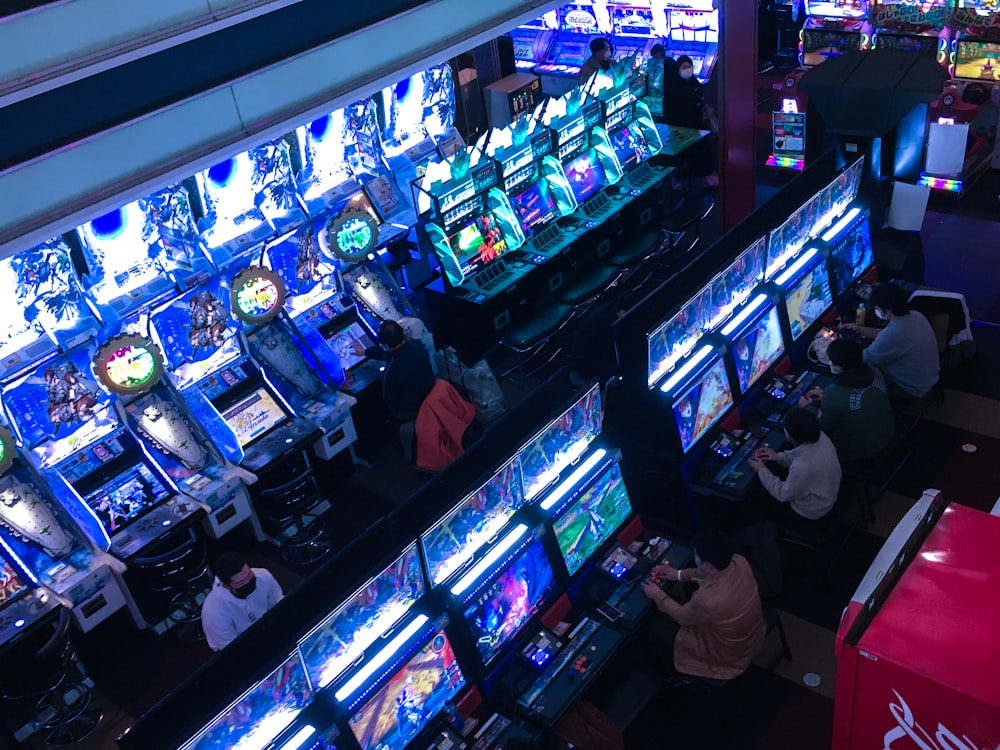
[278,726,316,750]
[821,207,861,243]
[334,614,429,703]
[450,524,529,597]
[659,345,713,394]
[540,449,608,512]
[721,294,768,336]
[775,248,820,287]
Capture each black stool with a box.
[256,453,331,565]
[499,300,576,380]
[659,196,715,258]
[554,264,622,308]
[132,529,210,643]
[0,608,102,747]
[601,227,666,270]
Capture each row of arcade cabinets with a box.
[615,159,871,527]
[510,0,719,97]
[135,382,666,750]
[779,1,1000,193]
[417,68,667,361]
[0,63,461,655]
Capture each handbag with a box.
[434,348,506,422]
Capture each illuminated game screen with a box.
[708,237,767,329]
[802,29,863,66]
[422,458,524,587]
[647,283,712,387]
[564,149,608,204]
[552,463,634,576]
[329,190,382,225]
[448,215,509,277]
[326,322,375,372]
[348,631,465,750]
[181,654,312,750]
[519,384,603,501]
[672,355,734,454]
[805,0,869,19]
[767,197,818,279]
[784,258,834,342]
[610,124,651,169]
[830,214,874,296]
[829,158,863,219]
[733,305,785,393]
[380,63,455,146]
[462,540,556,666]
[875,32,940,56]
[511,182,561,230]
[559,4,602,33]
[83,462,171,535]
[954,40,1000,82]
[221,388,289,448]
[0,558,28,610]
[612,5,656,35]
[298,544,424,690]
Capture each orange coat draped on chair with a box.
[415,379,476,473]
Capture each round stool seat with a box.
[556,265,622,306]
[602,227,664,268]
[34,680,102,747]
[660,196,714,234]
[500,301,575,352]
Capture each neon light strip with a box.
[540,449,608,511]
[776,247,819,287]
[278,726,316,750]
[333,614,429,701]
[766,154,804,170]
[660,345,713,394]
[918,174,961,192]
[721,294,768,337]
[450,525,529,596]
[821,207,862,243]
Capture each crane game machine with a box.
[535,3,613,96]
[0,421,129,637]
[870,0,953,61]
[509,9,559,71]
[664,0,720,82]
[800,0,872,67]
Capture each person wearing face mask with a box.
[797,338,894,463]
[201,551,283,651]
[840,283,940,401]
[747,407,841,524]
[662,55,719,185]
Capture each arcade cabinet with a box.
[484,73,543,128]
[535,4,614,96]
[664,0,720,82]
[800,0,871,67]
[870,0,952,62]
[508,10,559,72]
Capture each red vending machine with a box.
[834,490,1000,750]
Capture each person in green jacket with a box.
[799,338,894,463]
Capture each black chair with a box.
[498,300,576,381]
[777,481,857,585]
[132,529,210,643]
[658,196,715,259]
[255,452,331,565]
[600,226,666,271]
[554,264,623,309]
[761,601,793,668]
[0,608,102,746]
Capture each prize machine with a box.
[0,417,133,635]
[870,0,953,61]
[509,9,559,72]
[800,0,872,67]
[664,0,720,82]
[535,3,614,96]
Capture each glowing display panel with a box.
[552,463,634,576]
[421,458,524,587]
[82,461,171,535]
[511,182,561,231]
[955,40,1000,81]
[784,258,834,342]
[519,384,602,501]
[180,654,312,750]
[102,345,158,391]
[806,0,869,18]
[0,558,28,610]
[830,213,874,296]
[221,388,289,449]
[379,64,456,151]
[609,124,651,170]
[348,631,465,750]
[298,544,424,690]
[708,237,767,329]
[447,216,509,278]
[325,322,375,372]
[647,284,712,387]
[462,540,556,666]
[672,355,733,454]
[296,102,374,211]
[564,149,608,204]
[802,29,863,66]
[732,305,785,393]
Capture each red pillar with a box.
[717,0,758,230]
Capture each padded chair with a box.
[554,264,623,308]
[255,452,331,565]
[658,196,715,259]
[132,529,210,643]
[0,608,102,746]
[778,482,857,584]
[498,300,576,381]
[600,226,666,270]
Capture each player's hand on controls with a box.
[748,457,764,473]
[641,580,662,599]
[798,387,823,408]
[839,322,858,334]
[755,446,777,462]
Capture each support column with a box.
[717,0,758,230]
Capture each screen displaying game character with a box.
[672,356,734,453]
[732,305,784,393]
[552,464,634,575]
[785,260,834,341]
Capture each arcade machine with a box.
[509,10,559,72]
[664,0,720,82]
[596,76,666,192]
[0,535,59,649]
[609,0,666,64]
[870,0,952,61]
[535,3,614,96]
[0,419,132,633]
[820,203,876,303]
[800,0,871,67]
[483,73,544,129]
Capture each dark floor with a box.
[13,146,999,750]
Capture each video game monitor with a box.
[552,463,634,576]
[647,284,713,387]
[829,213,874,296]
[805,0,868,19]
[447,215,509,278]
[461,540,556,666]
[564,149,608,204]
[954,40,1000,83]
[784,257,834,342]
[0,558,28,611]
[220,387,290,449]
[609,124,651,170]
[511,182,561,231]
[732,304,785,394]
[82,462,171,535]
[348,631,465,750]
[672,354,734,454]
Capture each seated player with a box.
[748,408,842,523]
[378,320,436,422]
[201,552,284,652]
[799,338,894,463]
[579,37,614,85]
[841,283,940,401]
[640,529,765,681]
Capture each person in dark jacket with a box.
[579,37,613,86]
[378,320,435,422]
[662,55,718,183]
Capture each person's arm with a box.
[649,586,713,625]
[861,326,900,369]
[260,569,284,609]
[841,323,882,339]
[758,455,811,504]
[818,394,841,437]
[202,600,238,652]
[773,450,794,468]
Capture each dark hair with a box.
[693,529,734,570]
[677,54,694,68]
[650,44,666,58]
[784,407,821,444]
[869,283,910,316]
[590,37,611,55]
[214,551,248,584]
[378,320,405,349]
[827,338,864,370]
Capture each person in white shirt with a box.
[201,552,283,651]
